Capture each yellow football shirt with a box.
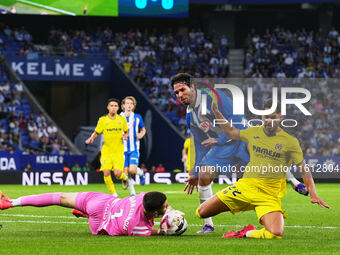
[95,115,128,156]
[239,126,303,195]
[184,137,196,171]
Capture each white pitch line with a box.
[17,0,76,16]
[164,191,185,194]
[0,220,88,224]
[184,224,338,229]
[0,216,338,229]
[0,214,87,219]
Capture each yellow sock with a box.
[247,228,282,239]
[104,175,116,195]
[195,208,202,218]
[117,172,127,181]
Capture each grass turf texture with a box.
[0,0,118,16]
[0,183,339,255]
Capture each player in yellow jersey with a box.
[182,136,195,173]
[195,98,329,239]
[85,98,129,197]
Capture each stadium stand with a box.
[0,30,76,156]
[1,23,340,157]
[241,27,340,155]
[244,27,340,78]
[12,26,230,133]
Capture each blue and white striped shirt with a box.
[120,112,145,152]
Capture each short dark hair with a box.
[143,191,167,212]
[263,98,281,113]
[170,73,193,89]
[107,98,120,105]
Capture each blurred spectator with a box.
[47,123,58,139]
[28,120,39,141]
[63,163,70,172]
[82,162,91,172]
[24,163,32,172]
[60,139,69,155]
[150,165,157,174]
[50,139,61,155]
[156,163,165,172]
[71,162,81,172]
[140,163,148,173]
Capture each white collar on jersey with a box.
[120,112,135,126]
[186,89,202,113]
[120,112,134,118]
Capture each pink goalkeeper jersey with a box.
[97,193,154,236]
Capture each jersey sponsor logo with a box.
[106,128,122,131]
[252,145,281,158]
[275,143,283,151]
[253,136,260,139]
[199,119,212,133]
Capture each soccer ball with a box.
[160,207,187,236]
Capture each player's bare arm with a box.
[137,127,146,139]
[182,146,188,163]
[85,131,99,144]
[211,99,240,141]
[297,161,330,209]
[123,130,129,141]
[201,137,218,147]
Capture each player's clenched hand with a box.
[85,138,94,144]
[311,196,330,209]
[201,137,218,147]
[123,133,129,141]
[184,175,198,194]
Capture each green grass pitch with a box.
[0,0,118,16]
[0,183,339,255]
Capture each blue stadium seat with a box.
[21,135,30,147]
[29,140,39,150]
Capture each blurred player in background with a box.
[85,98,129,197]
[171,73,250,233]
[196,98,329,239]
[0,190,168,236]
[10,6,16,14]
[83,5,88,15]
[120,96,146,196]
[182,135,195,173]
